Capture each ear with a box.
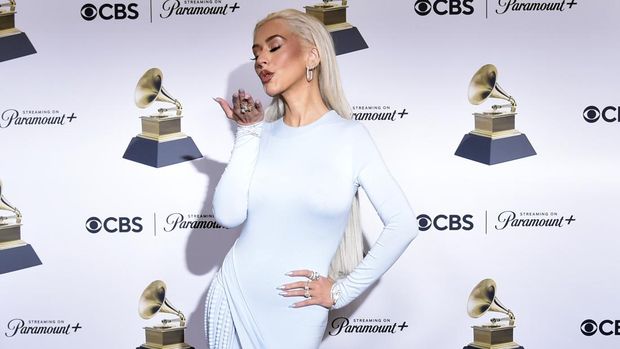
[306,47,321,70]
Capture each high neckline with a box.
[272,110,336,137]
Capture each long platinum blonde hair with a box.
[254,9,363,281]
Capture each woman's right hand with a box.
[213,88,264,126]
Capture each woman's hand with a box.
[213,88,264,126]
[278,269,335,309]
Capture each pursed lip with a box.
[259,70,274,83]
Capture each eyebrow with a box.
[251,34,287,51]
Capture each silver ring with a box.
[309,271,320,281]
[304,290,311,298]
[304,281,310,291]
[240,101,253,113]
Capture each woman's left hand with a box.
[278,269,335,309]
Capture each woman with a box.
[206,9,419,349]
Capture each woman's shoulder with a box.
[330,111,373,141]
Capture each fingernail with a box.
[276,285,285,290]
[212,97,219,102]
[278,292,287,296]
[285,272,292,276]
[289,304,297,308]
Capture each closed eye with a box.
[250,45,282,61]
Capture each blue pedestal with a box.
[123,136,203,168]
[331,26,368,55]
[455,133,536,165]
[0,244,42,274]
[0,32,36,62]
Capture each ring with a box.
[304,290,311,298]
[304,281,310,291]
[240,100,254,113]
[309,271,320,281]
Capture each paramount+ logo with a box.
[583,106,620,123]
[581,319,620,336]
[85,217,143,233]
[414,0,474,16]
[81,3,139,21]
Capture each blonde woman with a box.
[206,8,419,349]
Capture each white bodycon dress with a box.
[205,109,418,349]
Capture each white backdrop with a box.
[1,0,619,348]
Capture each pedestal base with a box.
[454,133,536,165]
[0,244,42,274]
[331,26,368,55]
[137,326,194,349]
[463,345,524,349]
[0,31,36,62]
[136,344,195,349]
[123,136,203,168]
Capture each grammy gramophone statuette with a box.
[0,179,41,274]
[304,0,367,55]
[0,0,36,62]
[138,280,194,349]
[122,68,203,168]
[454,64,536,165]
[464,279,524,349]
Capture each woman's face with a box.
[252,19,312,97]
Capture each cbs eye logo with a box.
[81,3,139,21]
[414,0,474,16]
[86,216,143,233]
[583,106,620,123]
[581,319,620,336]
[416,214,474,231]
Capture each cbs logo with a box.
[414,0,474,16]
[583,106,620,123]
[416,214,474,231]
[81,3,139,21]
[86,217,143,233]
[581,319,620,336]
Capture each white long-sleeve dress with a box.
[205,109,418,349]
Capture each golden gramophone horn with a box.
[468,64,516,109]
[134,68,182,115]
[467,278,515,324]
[0,179,22,223]
[0,0,16,12]
[139,280,186,325]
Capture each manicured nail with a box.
[285,271,293,276]
[212,97,219,103]
[276,285,285,290]
[289,304,297,308]
[278,292,287,296]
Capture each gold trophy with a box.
[464,279,524,349]
[123,68,203,168]
[454,64,536,165]
[137,280,194,349]
[0,1,36,62]
[304,0,367,55]
[0,179,41,274]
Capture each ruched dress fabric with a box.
[205,110,418,349]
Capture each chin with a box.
[263,84,283,97]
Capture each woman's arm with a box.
[331,122,419,309]
[212,121,263,228]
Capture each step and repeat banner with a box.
[1,0,619,348]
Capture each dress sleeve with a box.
[331,122,419,309]
[212,121,264,228]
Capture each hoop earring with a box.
[306,66,313,82]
